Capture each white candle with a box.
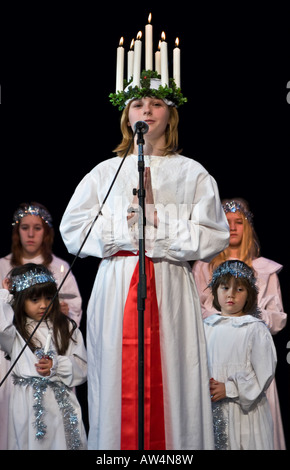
[173,37,181,88]
[145,13,153,70]
[116,37,124,93]
[60,264,64,280]
[155,40,161,74]
[132,31,142,88]
[127,39,134,81]
[44,330,52,355]
[160,32,168,87]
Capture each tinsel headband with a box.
[11,268,56,292]
[12,204,53,227]
[208,260,257,289]
[222,200,253,225]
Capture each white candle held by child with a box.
[44,330,52,355]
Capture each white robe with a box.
[203,314,277,450]
[0,253,83,450]
[60,153,230,450]
[192,257,286,449]
[0,289,87,450]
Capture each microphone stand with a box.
[133,127,147,451]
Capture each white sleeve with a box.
[258,272,287,335]
[60,170,137,259]
[152,173,229,262]
[0,289,16,356]
[50,328,87,388]
[225,323,277,412]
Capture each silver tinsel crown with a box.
[208,260,257,289]
[12,204,53,227]
[222,201,253,225]
[11,269,56,292]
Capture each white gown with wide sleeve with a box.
[0,289,87,450]
[203,314,277,450]
[192,257,286,449]
[60,153,230,450]
[0,253,83,449]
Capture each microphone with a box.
[134,121,149,134]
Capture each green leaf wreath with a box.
[109,70,187,111]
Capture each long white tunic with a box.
[0,253,83,449]
[0,290,87,450]
[192,257,286,449]
[203,314,277,450]
[60,153,230,450]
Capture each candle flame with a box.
[158,40,161,51]
[175,37,179,47]
[161,31,166,41]
[148,13,152,24]
[130,38,135,50]
[136,31,142,40]
[60,264,64,273]
[119,37,124,46]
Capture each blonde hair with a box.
[113,100,180,157]
[209,198,260,272]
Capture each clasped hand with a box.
[128,167,158,227]
[35,357,53,377]
[210,378,226,402]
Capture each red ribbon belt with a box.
[113,251,166,450]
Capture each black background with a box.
[1,3,289,449]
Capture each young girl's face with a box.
[24,294,53,322]
[19,215,44,259]
[217,278,248,317]
[226,211,244,249]
[128,97,170,141]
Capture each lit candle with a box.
[44,330,52,355]
[60,264,64,279]
[160,31,168,87]
[155,40,161,74]
[145,13,153,70]
[132,31,142,88]
[173,37,181,88]
[127,38,134,81]
[116,37,124,93]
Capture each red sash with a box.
[114,251,166,450]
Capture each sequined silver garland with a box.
[11,269,56,292]
[208,260,258,289]
[212,400,229,450]
[222,201,254,225]
[12,204,53,227]
[13,367,83,450]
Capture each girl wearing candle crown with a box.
[204,260,277,449]
[0,263,87,450]
[192,197,286,449]
[60,55,229,448]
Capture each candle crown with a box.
[110,70,187,111]
[110,14,187,111]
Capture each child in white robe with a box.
[204,260,277,450]
[0,263,87,450]
[193,198,286,449]
[0,202,83,450]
